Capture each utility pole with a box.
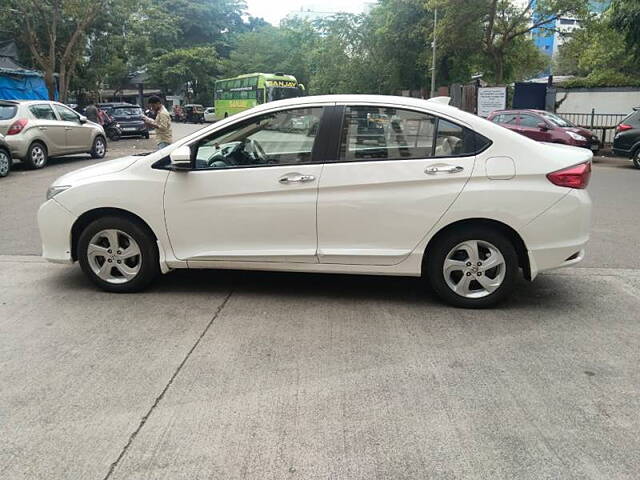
[430,7,438,98]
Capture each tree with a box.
[1,0,112,101]
[147,47,221,104]
[611,0,640,58]
[438,0,586,83]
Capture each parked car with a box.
[0,133,12,177]
[203,107,216,123]
[612,107,640,169]
[38,95,592,308]
[98,103,149,139]
[488,109,600,152]
[0,100,106,169]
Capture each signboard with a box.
[477,87,507,117]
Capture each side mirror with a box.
[79,115,88,124]
[169,146,192,170]
[537,122,549,131]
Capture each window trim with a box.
[187,105,328,172]
[330,104,492,164]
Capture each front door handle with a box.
[64,127,73,131]
[279,174,316,184]
[425,165,464,175]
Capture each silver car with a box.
[0,100,107,169]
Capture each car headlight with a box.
[46,185,71,200]
[567,131,587,142]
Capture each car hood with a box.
[53,155,139,185]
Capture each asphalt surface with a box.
[1,127,640,479]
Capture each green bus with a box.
[214,73,305,119]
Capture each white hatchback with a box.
[38,95,592,307]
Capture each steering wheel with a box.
[207,142,242,168]
[246,139,268,163]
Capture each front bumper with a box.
[118,122,147,135]
[522,189,591,279]
[38,199,75,264]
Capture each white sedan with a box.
[38,95,592,308]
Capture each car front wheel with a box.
[90,136,107,159]
[425,226,519,308]
[78,216,159,293]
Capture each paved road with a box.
[1,136,640,479]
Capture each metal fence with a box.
[561,110,628,145]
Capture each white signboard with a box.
[477,87,507,118]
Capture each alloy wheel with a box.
[31,145,46,167]
[87,229,142,284]
[0,151,9,176]
[443,240,506,299]
[95,138,106,157]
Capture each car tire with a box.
[23,141,48,169]
[78,216,160,293]
[633,149,640,169]
[0,148,11,177]
[425,226,519,308]
[143,132,150,139]
[90,136,107,159]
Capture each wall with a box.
[555,87,640,115]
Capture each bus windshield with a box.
[268,87,301,102]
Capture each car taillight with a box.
[616,123,633,132]
[547,161,591,189]
[7,118,28,135]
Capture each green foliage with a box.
[611,0,640,58]
[147,47,221,103]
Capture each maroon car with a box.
[487,109,600,152]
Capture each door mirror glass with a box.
[169,146,192,170]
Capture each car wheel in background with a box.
[633,149,640,169]
[425,226,519,308]
[143,132,150,139]
[0,148,11,177]
[90,136,107,159]
[23,141,48,169]
[78,216,160,293]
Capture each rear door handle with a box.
[425,166,464,175]
[279,174,316,184]
[64,127,73,131]
[38,126,48,131]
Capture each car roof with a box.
[490,109,547,115]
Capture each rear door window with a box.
[29,104,57,120]
[0,104,17,120]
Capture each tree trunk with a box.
[494,53,504,84]
[45,70,56,100]
[59,63,67,103]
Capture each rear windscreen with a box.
[0,105,17,120]
[626,110,640,126]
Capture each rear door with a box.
[53,104,93,152]
[316,104,479,266]
[518,113,552,142]
[29,103,67,154]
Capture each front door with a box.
[53,104,92,152]
[317,105,479,266]
[518,113,553,142]
[164,106,325,263]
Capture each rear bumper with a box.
[4,135,29,159]
[523,189,591,278]
[38,199,75,264]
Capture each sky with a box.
[244,0,372,26]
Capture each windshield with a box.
[268,87,301,102]
[112,107,143,116]
[540,112,575,128]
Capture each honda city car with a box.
[38,95,592,308]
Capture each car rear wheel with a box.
[0,148,11,177]
[633,149,640,169]
[23,141,48,169]
[78,216,159,293]
[90,136,107,159]
[425,226,519,308]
